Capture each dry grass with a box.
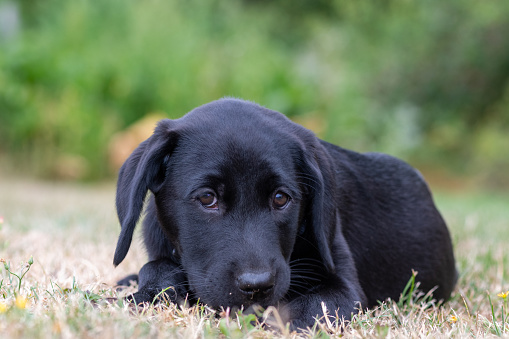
[0,177,508,338]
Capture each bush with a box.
[0,0,508,183]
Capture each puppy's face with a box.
[114,99,333,310]
[155,127,304,309]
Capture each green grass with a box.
[0,177,508,338]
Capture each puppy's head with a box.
[114,98,336,309]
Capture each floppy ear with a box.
[113,119,178,266]
[299,147,336,274]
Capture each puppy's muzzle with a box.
[236,271,275,300]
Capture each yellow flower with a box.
[0,302,8,313]
[52,322,62,334]
[498,291,509,299]
[15,295,28,309]
[449,315,458,323]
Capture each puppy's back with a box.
[322,141,457,306]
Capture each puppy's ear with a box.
[300,150,336,274]
[113,119,178,266]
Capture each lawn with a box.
[0,177,508,338]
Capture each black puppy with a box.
[113,98,456,329]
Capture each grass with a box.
[0,176,508,338]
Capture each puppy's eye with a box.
[272,191,290,209]
[198,192,218,209]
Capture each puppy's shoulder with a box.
[359,152,433,203]
[320,141,430,195]
[362,152,425,183]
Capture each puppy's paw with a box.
[126,286,183,306]
[126,290,154,305]
[116,273,139,287]
[275,300,323,332]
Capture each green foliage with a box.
[0,0,508,181]
[397,270,417,308]
[338,0,509,184]
[1,256,33,297]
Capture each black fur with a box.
[114,98,457,330]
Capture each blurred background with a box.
[0,0,508,189]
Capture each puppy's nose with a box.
[237,272,275,296]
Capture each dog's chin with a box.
[195,287,286,313]
[236,294,278,310]
[187,266,291,312]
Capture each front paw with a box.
[127,286,182,305]
[126,290,154,305]
[277,298,338,332]
[126,258,188,306]
[116,274,139,287]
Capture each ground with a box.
[0,176,508,338]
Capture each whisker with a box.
[288,281,310,290]
[290,257,323,264]
[295,173,320,185]
[290,270,324,279]
[291,271,322,279]
[289,262,323,270]
[295,181,315,190]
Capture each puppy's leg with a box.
[281,285,365,331]
[281,230,367,331]
[116,274,139,287]
[128,258,187,305]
